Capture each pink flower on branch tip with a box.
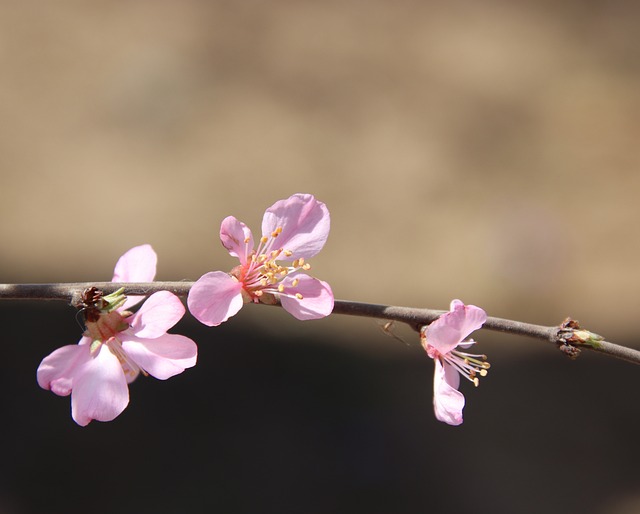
[420,299,489,426]
[188,193,334,326]
[37,245,198,426]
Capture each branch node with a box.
[557,342,582,360]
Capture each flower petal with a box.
[122,333,198,380]
[423,299,487,355]
[37,340,91,396]
[112,244,157,282]
[220,216,254,265]
[112,244,158,310]
[187,271,244,326]
[261,193,330,260]
[433,359,465,426]
[128,291,185,338]
[71,344,129,426]
[279,274,334,320]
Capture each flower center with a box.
[85,310,130,342]
[428,345,491,387]
[233,226,312,302]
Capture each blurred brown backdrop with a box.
[1,2,639,513]
[1,0,639,336]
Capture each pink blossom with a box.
[420,299,489,426]
[37,245,198,426]
[188,193,334,326]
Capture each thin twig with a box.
[0,282,638,365]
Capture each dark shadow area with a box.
[1,302,638,513]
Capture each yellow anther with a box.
[298,257,305,266]
[473,377,480,387]
[244,237,251,244]
[280,269,288,276]
[302,263,311,270]
[260,236,268,244]
[480,369,488,377]
[278,284,285,293]
[284,250,293,257]
[260,278,268,287]
[295,293,304,300]
[254,290,263,297]
[292,259,300,268]
[292,278,299,287]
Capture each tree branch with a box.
[1,282,638,365]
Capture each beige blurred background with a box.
[1,0,639,348]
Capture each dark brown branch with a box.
[1,282,638,365]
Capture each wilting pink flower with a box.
[37,245,198,426]
[188,193,334,326]
[420,299,489,426]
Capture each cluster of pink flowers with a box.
[37,193,490,427]
[38,194,334,426]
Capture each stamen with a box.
[278,284,285,293]
[260,236,268,244]
[302,263,311,270]
[440,348,491,387]
[284,250,293,257]
[244,237,251,244]
[295,293,303,300]
[292,278,299,287]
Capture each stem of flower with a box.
[1,282,638,365]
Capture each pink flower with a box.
[420,299,489,426]
[188,193,334,326]
[37,245,198,426]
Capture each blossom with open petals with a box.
[420,299,489,426]
[188,193,334,326]
[37,245,198,426]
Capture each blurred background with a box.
[0,1,639,513]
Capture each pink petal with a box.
[261,193,330,260]
[187,271,244,326]
[112,244,158,310]
[220,216,254,265]
[71,344,130,426]
[37,341,91,396]
[122,333,198,380]
[128,291,185,338]
[433,359,465,426]
[279,274,334,320]
[112,244,157,282]
[424,299,487,355]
